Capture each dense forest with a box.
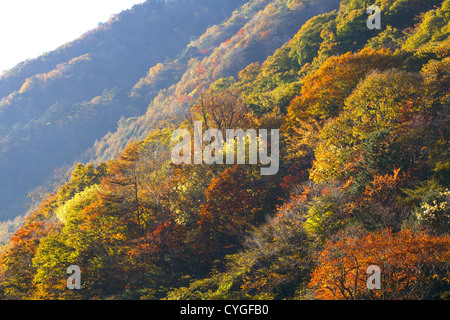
[0,0,449,300]
[0,0,250,221]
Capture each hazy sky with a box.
[0,0,145,74]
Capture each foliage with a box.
[0,0,449,301]
[0,0,250,220]
[309,228,450,300]
[412,190,450,235]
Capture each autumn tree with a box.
[56,163,107,205]
[310,68,426,184]
[309,228,450,300]
[30,186,140,300]
[193,165,277,267]
[187,84,252,134]
[411,189,450,235]
[349,169,410,231]
[98,142,146,237]
[286,48,400,127]
[0,196,59,299]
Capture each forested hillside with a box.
[84,0,341,164]
[0,0,449,300]
[0,0,249,220]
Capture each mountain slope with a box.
[0,0,248,220]
[0,0,448,301]
[85,0,341,163]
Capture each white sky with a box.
[0,0,145,74]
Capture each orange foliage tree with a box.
[0,196,59,299]
[286,48,400,126]
[309,228,450,300]
[346,168,410,231]
[194,165,273,263]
